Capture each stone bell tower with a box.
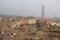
[41,5,46,26]
[42,5,45,22]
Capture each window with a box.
[11,33,13,35]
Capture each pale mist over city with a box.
[0,0,60,17]
[0,0,60,40]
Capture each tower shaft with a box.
[41,5,46,26]
[42,6,45,22]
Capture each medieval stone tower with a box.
[42,5,45,21]
[41,5,46,26]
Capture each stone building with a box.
[18,18,36,26]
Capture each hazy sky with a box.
[0,0,60,17]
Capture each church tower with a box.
[41,5,46,26]
[42,5,45,22]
